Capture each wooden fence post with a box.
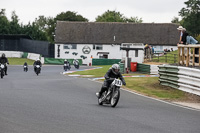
[178,47,181,65]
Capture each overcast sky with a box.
[1,0,186,24]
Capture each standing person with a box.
[152,46,154,54]
[187,35,199,62]
[0,53,9,75]
[177,27,188,57]
[177,27,188,45]
[177,26,184,45]
[180,28,188,45]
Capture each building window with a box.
[99,55,108,59]
[63,44,77,49]
[93,44,103,50]
[135,50,138,57]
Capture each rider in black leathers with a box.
[96,64,126,98]
[33,59,42,72]
[0,53,9,75]
[64,59,71,69]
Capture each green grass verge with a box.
[71,65,148,77]
[125,77,185,100]
[71,65,186,100]
[72,65,112,77]
[8,58,35,65]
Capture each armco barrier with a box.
[158,65,200,96]
[150,65,159,75]
[137,63,150,73]
[137,63,159,74]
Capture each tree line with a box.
[0,0,199,43]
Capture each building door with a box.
[103,55,108,59]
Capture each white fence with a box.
[0,51,44,64]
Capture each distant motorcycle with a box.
[98,78,122,108]
[74,61,79,69]
[0,63,5,79]
[35,65,41,76]
[23,65,28,72]
[64,63,71,71]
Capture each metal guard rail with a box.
[158,65,200,96]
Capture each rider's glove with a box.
[123,82,126,86]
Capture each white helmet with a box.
[111,64,120,75]
[36,58,40,61]
[65,59,67,61]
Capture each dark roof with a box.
[55,21,179,45]
[0,34,32,40]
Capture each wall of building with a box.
[55,44,144,65]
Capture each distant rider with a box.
[24,62,28,67]
[0,53,9,75]
[96,64,126,98]
[73,58,79,68]
[64,59,70,68]
[33,59,42,72]
[23,62,28,71]
[73,58,79,65]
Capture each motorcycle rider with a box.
[73,58,79,67]
[23,62,28,71]
[96,64,126,98]
[64,59,70,69]
[33,59,42,72]
[0,53,9,75]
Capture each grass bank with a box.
[125,77,185,100]
[71,65,187,101]
[71,65,146,77]
[8,58,35,65]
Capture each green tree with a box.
[171,17,180,24]
[126,16,143,23]
[0,9,10,34]
[46,11,88,43]
[179,0,200,36]
[9,11,21,34]
[56,11,88,21]
[95,10,143,23]
[95,10,125,22]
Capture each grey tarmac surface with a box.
[0,65,200,133]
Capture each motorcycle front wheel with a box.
[111,89,120,108]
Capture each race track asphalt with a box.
[0,65,200,133]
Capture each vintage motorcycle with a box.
[64,63,71,71]
[0,63,5,79]
[35,65,41,76]
[98,78,122,108]
[74,61,79,69]
[23,65,28,72]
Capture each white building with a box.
[55,43,144,65]
[55,22,179,65]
